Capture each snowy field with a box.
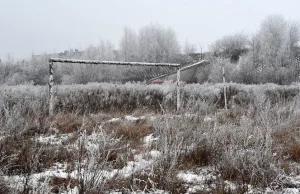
[0,82,300,193]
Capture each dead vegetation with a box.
[178,145,214,169]
[49,177,78,193]
[104,168,187,194]
[1,83,300,193]
[103,120,153,148]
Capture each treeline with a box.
[0,14,299,85]
[208,15,300,85]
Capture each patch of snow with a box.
[107,118,121,123]
[177,167,218,193]
[177,172,206,184]
[224,180,236,191]
[143,134,159,144]
[280,188,300,194]
[149,150,162,159]
[277,175,300,188]
[186,185,207,193]
[148,115,157,121]
[204,116,213,122]
[124,115,140,122]
[36,134,69,145]
[120,155,154,178]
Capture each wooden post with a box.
[176,67,181,111]
[49,61,54,115]
[222,66,227,110]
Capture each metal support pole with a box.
[49,61,54,115]
[222,66,227,110]
[176,67,181,111]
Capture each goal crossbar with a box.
[48,58,181,115]
[49,58,181,67]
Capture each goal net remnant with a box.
[48,58,181,115]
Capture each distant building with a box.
[58,49,84,58]
[32,49,84,59]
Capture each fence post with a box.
[49,60,54,115]
[222,66,227,110]
[177,67,181,111]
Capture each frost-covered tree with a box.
[257,15,289,68]
[246,15,300,84]
[119,27,138,61]
[118,24,181,81]
[0,54,18,84]
[183,40,197,55]
[60,41,119,84]
[82,41,115,61]
[208,58,238,83]
[138,23,180,63]
[25,54,49,85]
[209,32,248,63]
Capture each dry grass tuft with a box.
[217,107,247,125]
[100,147,129,169]
[288,143,300,162]
[49,177,78,189]
[104,169,186,193]
[179,145,213,169]
[54,114,84,134]
[104,121,153,148]
[0,136,77,175]
[272,117,300,160]
[53,113,110,134]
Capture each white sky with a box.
[1,0,300,60]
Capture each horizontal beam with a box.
[49,58,181,67]
[179,60,210,71]
[147,60,210,83]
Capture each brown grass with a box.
[272,117,300,161]
[288,143,300,162]
[20,115,50,137]
[0,136,77,175]
[104,169,186,193]
[100,147,129,169]
[49,177,78,189]
[218,158,276,188]
[179,145,213,169]
[104,121,153,148]
[217,108,247,125]
[53,113,110,134]
[54,114,84,133]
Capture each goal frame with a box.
[48,58,181,115]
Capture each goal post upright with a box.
[176,67,181,112]
[48,58,181,115]
[49,60,54,116]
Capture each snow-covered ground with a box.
[2,114,300,194]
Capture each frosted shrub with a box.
[0,85,48,135]
[1,82,300,117]
[152,114,212,170]
[208,122,276,187]
[75,123,122,193]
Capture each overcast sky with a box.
[1,0,300,60]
